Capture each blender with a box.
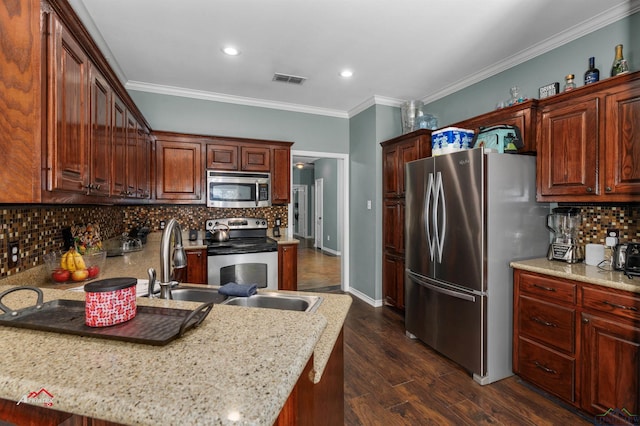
[546,207,583,263]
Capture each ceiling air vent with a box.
[273,73,307,85]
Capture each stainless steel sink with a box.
[146,286,228,304]
[222,292,322,313]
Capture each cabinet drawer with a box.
[519,295,575,353]
[582,286,640,322]
[519,272,577,304]
[517,337,576,403]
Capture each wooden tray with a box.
[0,287,213,346]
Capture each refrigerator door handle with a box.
[407,271,476,302]
[425,172,436,261]
[434,171,446,263]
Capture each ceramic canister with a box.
[84,277,137,327]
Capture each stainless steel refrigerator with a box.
[404,147,548,385]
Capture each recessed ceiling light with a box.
[222,46,240,56]
[340,70,353,78]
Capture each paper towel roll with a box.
[585,244,605,266]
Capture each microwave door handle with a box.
[255,181,259,207]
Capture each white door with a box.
[314,178,323,250]
[292,185,307,237]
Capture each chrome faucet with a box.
[156,218,187,299]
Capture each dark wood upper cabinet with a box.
[536,71,640,202]
[0,0,42,203]
[241,146,271,171]
[272,147,291,205]
[111,96,127,197]
[46,12,89,194]
[206,144,238,170]
[453,100,538,154]
[89,65,111,197]
[155,135,203,202]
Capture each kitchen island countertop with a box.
[0,232,351,424]
[510,257,640,294]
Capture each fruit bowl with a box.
[44,250,106,284]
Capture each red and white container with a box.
[84,278,137,327]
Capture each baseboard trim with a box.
[348,288,383,307]
[322,247,341,257]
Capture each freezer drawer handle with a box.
[407,271,476,302]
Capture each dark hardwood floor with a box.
[340,295,591,425]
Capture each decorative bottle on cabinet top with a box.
[610,44,630,77]
[584,57,600,84]
[563,74,576,92]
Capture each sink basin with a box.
[222,292,322,313]
[146,286,228,304]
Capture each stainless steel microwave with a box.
[206,170,271,208]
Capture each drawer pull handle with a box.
[533,284,556,292]
[603,301,638,312]
[534,361,557,375]
[531,316,557,327]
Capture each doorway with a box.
[290,151,349,293]
[292,185,308,238]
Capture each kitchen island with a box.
[0,234,352,425]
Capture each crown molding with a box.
[125,81,349,119]
[421,0,640,104]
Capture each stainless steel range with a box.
[205,217,278,289]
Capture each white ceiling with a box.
[69,0,638,118]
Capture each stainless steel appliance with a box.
[546,207,583,263]
[405,147,549,385]
[205,218,278,289]
[206,170,270,208]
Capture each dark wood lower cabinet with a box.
[278,243,298,290]
[185,248,207,284]
[514,269,640,422]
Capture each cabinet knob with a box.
[586,187,593,193]
[605,186,612,192]
[582,317,589,324]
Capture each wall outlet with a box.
[327,235,330,241]
[607,228,619,239]
[8,241,19,268]
[159,220,166,230]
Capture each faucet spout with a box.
[159,218,187,298]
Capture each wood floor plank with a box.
[340,295,591,425]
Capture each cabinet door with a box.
[136,127,150,199]
[382,140,419,197]
[538,97,599,198]
[111,97,127,197]
[155,139,203,201]
[383,200,404,253]
[206,144,238,170]
[241,146,271,171]
[278,244,298,291]
[382,252,404,309]
[186,249,207,284]
[47,13,89,193]
[88,65,111,197]
[271,147,291,205]
[604,84,640,197]
[582,313,640,416]
[125,115,138,197]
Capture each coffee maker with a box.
[546,207,583,263]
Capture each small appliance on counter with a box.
[615,242,640,277]
[273,217,281,238]
[546,207,583,263]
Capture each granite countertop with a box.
[510,257,640,294]
[0,232,351,424]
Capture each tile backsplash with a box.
[1,203,637,279]
[1,205,288,279]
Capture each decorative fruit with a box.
[73,251,86,270]
[71,269,89,281]
[52,268,71,283]
[87,265,100,278]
